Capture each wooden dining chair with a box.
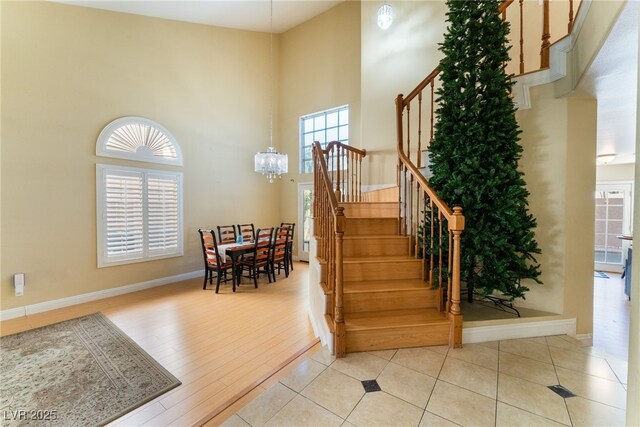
[271,226,290,281]
[238,227,274,288]
[280,222,295,271]
[198,229,234,293]
[217,225,237,244]
[236,223,255,243]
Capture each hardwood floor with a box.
[0,262,318,426]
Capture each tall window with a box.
[96,117,183,267]
[300,105,349,173]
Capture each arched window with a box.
[96,116,183,166]
[96,117,183,267]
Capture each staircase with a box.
[341,191,451,352]
[312,0,575,357]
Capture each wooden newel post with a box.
[335,147,342,202]
[334,206,346,357]
[448,206,465,348]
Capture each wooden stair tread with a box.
[344,235,404,240]
[344,279,433,293]
[345,309,448,331]
[343,256,418,263]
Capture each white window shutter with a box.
[104,170,144,258]
[147,173,181,254]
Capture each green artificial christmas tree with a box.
[429,0,542,301]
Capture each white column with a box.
[627,4,640,424]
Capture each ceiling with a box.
[54,0,344,33]
[578,0,638,165]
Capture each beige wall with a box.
[517,84,597,334]
[278,1,361,254]
[1,2,282,309]
[596,163,636,181]
[360,0,447,185]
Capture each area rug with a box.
[594,271,610,279]
[0,313,180,426]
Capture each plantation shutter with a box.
[147,173,180,254]
[97,165,183,267]
[104,170,144,259]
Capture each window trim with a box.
[96,164,184,268]
[96,116,183,166]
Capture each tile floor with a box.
[221,335,628,427]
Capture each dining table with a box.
[218,241,256,289]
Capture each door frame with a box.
[297,182,313,262]
[594,181,634,273]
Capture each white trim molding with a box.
[512,0,591,110]
[1,270,202,321]
[463,317,577,343]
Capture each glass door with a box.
[298,183,313,262]
[595,183,633,273]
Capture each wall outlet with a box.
[14,273,25,296]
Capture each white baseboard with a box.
[1,270,202,321]
[463,318,576,343]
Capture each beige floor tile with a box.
[341,421,357,427]
[391,347,445,378]
[439,356,497,398]
[300,367,365,418]
[497,373,571,425]
[264,395,344,427]
[556,367,627,410]
[606,356,629,385]
[377,362,436,408]
[546,335,585,351]
[523,336,550,346]
[549,348,618,381]
[565,396,626,427]
[346,392,423,427]
[426,380,496,427]
[330,351,389,381]
[418,411,459,427]
[477,340,499,350]
[447,343,499,370]
[220,414,251,427]
[279,358,327,392]
[425,345,450,355]
[499,351,558,386]
[495,402,569,427]
[237,383,297,427]
[367,349,397,360]
[500,338,553,364]
[311,345,336,366]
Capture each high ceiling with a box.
[54,0,344,33]
[578,1,638,165]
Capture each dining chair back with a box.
[236,223,256,243]
[198,229,233,293]
[217,224,237,244]
[238,227,274,288]
[271,226,290,281]
[280,222,296,271]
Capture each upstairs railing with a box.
[313,141,366,357]
[398,0,579,173]
[394,0,578,344]
[322,141,368,203]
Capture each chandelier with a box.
[254,0,288,183]
[377,3,393,30]
[255,147,288,183]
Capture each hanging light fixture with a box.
[377,2,393,30]
[254,0,288,183]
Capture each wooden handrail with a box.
[321,141,367,158]
[312,141,348,357]
[395,0,576,346]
